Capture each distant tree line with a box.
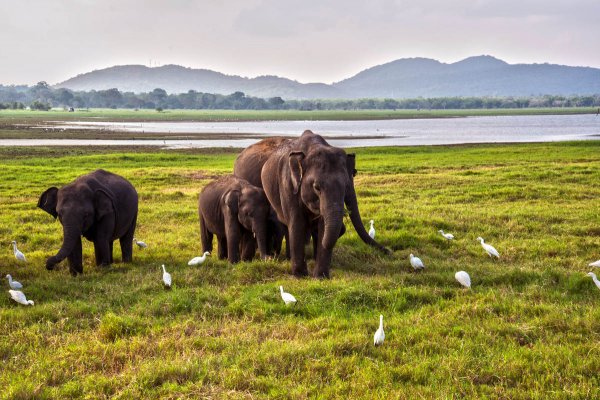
[1,81,599,111]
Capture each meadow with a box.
[0,107,596,124]
[1,142,600,399]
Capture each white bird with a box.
[373,314,385,346]
[476,237,499,258]
[409,253,425,271]
[6,274,23,289]
[188,251,210,266]
[438,230,454,240]
[161,264,172,288]
[589,260,600,268]
[11,241,26,262]
[368,220,376,239]
[587,272,600,290]
[133,238,147,248]
[455,271,471,288]
[280,285,297,305]
[8,290,34,305]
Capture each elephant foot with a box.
[312,269,331,279]
[292,265,309,278]
[46,258,58,270]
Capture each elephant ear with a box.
[289,151,305,194]
[224,190,241,215]
[94,189,114,221]
[38,187,59,218]
[346,153,357,178]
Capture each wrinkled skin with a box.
[37,169,138,276]
[198,176,271,263]
[236,130,388,278]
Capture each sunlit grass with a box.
[1,141,600,398]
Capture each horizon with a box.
[1,1,599,86]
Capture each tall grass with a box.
[1,142,599,398]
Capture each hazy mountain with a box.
[56,56,600,99]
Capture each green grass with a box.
[1,142,600,398]
[0,107,596,123]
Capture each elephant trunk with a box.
[254,223,269,260]
[47,223,80,269]
[345,185,391,254]
[321,203,345,250]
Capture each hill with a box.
[56,56,600,99]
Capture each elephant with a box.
[37,169,138,276]
[234,130,389,278]
[198,175,272,263]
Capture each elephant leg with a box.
[200,215,213,253]
[288,215,308,277]
[119,218,136,263]
[217,236,228,260]
[67,236,83,276]
[94,240,111,266]
[109,241,114,264]
[313,218,333,279]
[240,232,257,261]
[311,224,319,260]
[284,226,291,260]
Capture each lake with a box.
[2,114,598,148]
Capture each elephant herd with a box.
[37,130,388,278]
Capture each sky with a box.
[1,0,599,85]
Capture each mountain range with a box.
[56,56,600,99]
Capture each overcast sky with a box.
[1,0,599,85]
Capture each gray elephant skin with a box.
[198,175,271,263]
[234,130,388,278]
[37,169,138,275]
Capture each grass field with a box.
[0,107,596,123]
[1,142,600,398]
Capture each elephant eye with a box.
[313,183,321,192]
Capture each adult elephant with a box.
[198,175,272,263]
[37,169,138,276]
[235,130,388,278]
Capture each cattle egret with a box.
[374,314,385,346]
[587,272,600,290]
[438,230,454,240]
[476,237,499,258]
[188,252,210,266]
[11,241,26,262]
[455,271,471,288]
[6,274,22,290]
[133,238,147,248]
[280,285,296,305]
[589,260,600,268]
[161,265,172,288]
[8,290,34,305]
[410,253,425,271]
[368,220,376,239]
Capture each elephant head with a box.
[38,184,114,270]
[289,146,349,251]
[223,186,270,260]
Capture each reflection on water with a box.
[2,114,599,148]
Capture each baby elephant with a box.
[37,169,138,275]
[199,176,271,263]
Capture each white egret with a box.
[280,285,297,305]
[188,252,210,266]
[373,314,385,346]
[409,253,425,271]
[11,241,26,262]
[455,271,471,288]
[161,265,172,288]
[476,237,499,258]
[133,238,147,248]
[587,272,600,290]
[589,260,600,268]
[438,230,454,240]
[368,220,376,239]
[8,290,34,305]
[6,274,23,289]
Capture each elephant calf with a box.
[38,169,138,275]
[198,176,271,263]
